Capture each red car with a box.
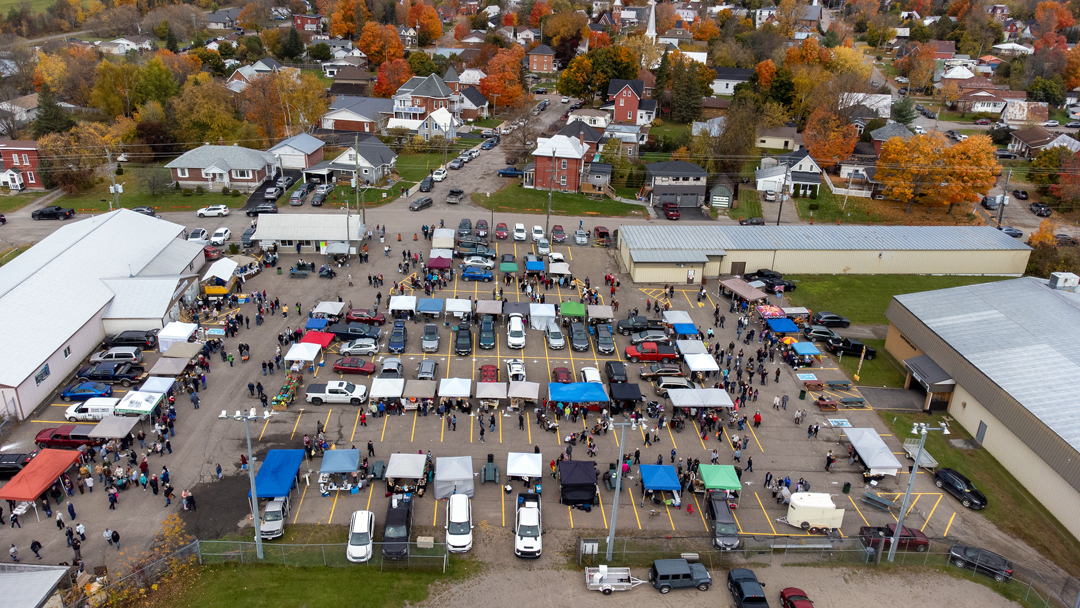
[495,222,508,239]
[332,357,376,375]
[203,245,222,260]
[479,364,498,382]
[780,587,814,608]
[550,225,565,243]
[550,367,571,383]
[974,118,991,125]
[345,308,386,325]
[476,219,489,237]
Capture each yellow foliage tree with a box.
[828,46,870,78]
[34,51,68,92]
[1029,219,1058,248]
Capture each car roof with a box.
[653,559,691,573]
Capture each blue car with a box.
[461,266,494,282]
[60,382,114,402]
[387,320,408,353]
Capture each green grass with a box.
[301,68,332,88]
[471,184,646,217]
[213,524,348,544]
[650,121,690,141]
[0,244,31,266]
[782,274,1009,326]
[613,184,641,200]
[0,191,48,213]
[470,117,503,128]
[733,188,763,220]
[880,411,1080,578]
[396,153,452,181]
[834,338,906,387]
[60,172,250,214]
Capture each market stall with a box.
[559,301,585,321]
[586,305,614,327]
[115,391,164,420]
[548,382,609,411]
[439,378,472,412]
[694,464,741,501]
[389,295,417,316]
[201,258,238,296]
[558,460,599,506]
[475,382,507,410]
[529,303,556,331]
[638,464,682,508]
[844,428,903,478]
[148,357,190,377]
[525,259,544,274]
[401,380,436,412]
[791,341,823,367]
[0,449,81,521]
[250,450,304,516]
[301,331,335,349]
[319,449,362,495]
[369,379,405,413]
[305,318,329,331]
[668,389,734,409]
[433,456,474,498]
[499,261,519,274]
[503,301,530,318]
[162,342,202,359]
[767,318,800,334]
[672,323,699,339]
[88,416,140,440]
[431,229,455,249]
[284,342,321,372]
[272,372,303,410]
[313,301,346,318]
[755,305,785,319]
[675,340,708,356]
[719,278,768,303]
[507,452,542,478]
[476,299,503,317]
[445,298,473,319]
[417,299,444,319]
[608,383,643,414]
[428,254,451,270]
[385,453,430,496]
[508,381,539,411]
[662,310,693,325]
[549,262,571,275]
[685,353,720,380]
[157,322,198,353]
[140,376,176,394]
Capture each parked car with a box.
[387,320,408,353]
[498,167,524,177]
[513,223,527,241]
[310,192,326,206]
[421,324,440,353]
[382,497,413,560]
[462,255,494,269]
[803,325,841,343]
[531,225,544,241]
[345,309,385,325]
[0,451,37,478]
[1067,122,1080,128]
[739,217,765,226]
[761,277,796,292]
[90,347,144,365]
[104,330,157,349]
[998,225,1023,238]
[811,311,850,328]
[417,359,439,381]
[995,151,1018,159]
[461,266,493,282]
[332,357,376,375]
[648,559,711,594]
[763,190,776,202]
[1011,189,1029,200]
[826,337,877,359]
[1045,120,1060,127]
[980,196,1000,210]
[480,139,496,150]
[974,118,991,125]
[32,206,75,220]
[1030,202,1053,217]
[550,367,572,383]
[197,205,230,218]
[347,510,375,563]
[203,245,222,260]
[949,544,1012,581]
[536,238,550,256]
[454,323,473,355]
[340,338,379,357]
[550,225,565,243]
[478,317,496,349]
[780,587,815,608]
[507,314,526,349]
[913,126,925,134]
[210,227,231,245]
[1055,233,1077,246]
[378,358,403,379]
[418,176,433,192]
[727,568,767,607]
[935,468,987,509]
[60,382,114,402]
[475,219,488,237]
[289,190,305,205]
[187,228,209,244]
[432,167,447,181]
[495,223,509,239]
[449,158,465,170]
[639,363,685,380]
[545,325,565,350]
[568,322,590,352]
[409,197,434,211]
[246,203,278,217]
[264,187,283,201]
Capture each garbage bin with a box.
[799,389,807,400]
[277,267,282,275]
[843,482,851,494]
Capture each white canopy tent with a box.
[386,453,427,479]
[845,428,903,477]
[148,357,190,377]
[389,295,417,313]
[668,388,733,408]
[284,343,321,362]
[587,305,614,320]
[549,262,571,275]
[508,381,540,400]
[140,377,175,394]
[475,382,507,399]
[88,416,140,439]
[529,303,555,330]
[662,310,693,325]
[157,322,197,353]
[676,340,708,355]
[313,301,345,316]
[445,299,472,317]
[370,379,405,400]
[429,248,453,260]
[433,456,474,498]
[202,258,238,283]
[507,452,543,478]
[439,378,472,398]
[402,380,437,398]
[685,353,720,373]
[431,228,456,249]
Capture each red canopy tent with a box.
[427,256,451,269]
[0,449,81,520]
[301,331,335,348]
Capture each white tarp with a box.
[508,381,539,400]
[88,416,140,439]
[845,428,903,476]
[507,452,542,478]
[434,456,474,498]
[445,299,472,314]
[386,453,426,479]
[549,262,571,275]
[662,310,693,325]
[284,343,321,362]
[402,380,437,398]
[313,301,345,316]
[676,340,707,355]
[140,377,175,393]
[157,322,197,353]
[439,378,472,398]
[431,229,456,249]
[389,295,416,312]
[475,382,507,399]
[370,378,405,400]
[430,248,453,260]
[202,258,238,283]
[529,304,555,330]
[587,305,614,320]
[668,388,733,408]
[685,353,720,372]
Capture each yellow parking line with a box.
[848,495,870,526]
[666,422,678,449]
[598,490,608,528]
[350,410,360,442]
[440,413,446,443]
[498,411,503,443]
[328,491,340,524]
[290,410,304,440]
[905,494,921,517]
[691,492,708,531]
[433,500,439,526]
[692,420,707,451]
[922,494,943,531]
[258,417,270,441]
[747,425,764,453]
[470,413,474,443]
[366,480,373,511]
[380,411,388,442]
[292,485,307,524]
[665,497,675,530]
[755,492,777,534]
[943,512,956,536]
[323,409,332,430]
[410,408,418,442]
[567,505,575,528]
[527,406,532,444]
[631,491,642,529]
[501,485,505,527]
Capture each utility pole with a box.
[105,149,121,211]
[775,169,787,226]
[996,169,1011,227]
[604,418,632,562]
[888,422,948,562]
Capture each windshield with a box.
[424,329,437,339]
[716,522,739,536]
[518,524,540,538]
[344,383,356,392]
[264,510,282,522]
[549,330,562,340]
[448,521,470,535]
[349,531,370,546]
[510,327,524,338]
[385,525,406,540]
[599,336,614,347]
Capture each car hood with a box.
[347,543,372,561]
[966,488,987,506]
[515,535,540,552]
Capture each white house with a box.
[711,67,753,96]
[754,147,822,196]
[417,107,460,141]
[112,36,153,53]
[269,133,326,170]
[303,136,397,185]
[567,109,611,129]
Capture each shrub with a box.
[174,182,182,190]
[221,186,230,195]
[231,189,241,197]
[115,165,123,175]
[195,186,204,195]
[229,243,239,254]
[808,203,820,211]
[652,118,664,127]
[182,188,193,196]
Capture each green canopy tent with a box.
[697,464,742,504]
[499,262,519,273]
[560,301,586,317]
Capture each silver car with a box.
[545,325,565,349]
[417,359,439,381]
[631,329,671,346]
[379,358,403,378]
[462,256,495,270]
[421,324,440,353]
[341,338,378,356]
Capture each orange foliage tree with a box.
[1035,1,1074,36]
[690,17,720,41]
[755,59,776,89]
[323,0,371,38]
[502,12,517,27]
[946,0,969,19]
[480,45,525,107]
[454,20,469,41]
[407,3,442,46]
[358,22,404,66]
[1067,45,1080,93]
[374,58,414,97]
[656,3,676,31]
[529,1,551,27]
[785,37,831,67]
[803,108,857,169]
[1028,219,1058,248]
[589,31,612,48]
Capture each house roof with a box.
[207,7,241,22]
[165,144,278,171]
[607,79,644,98]
[588,163,612,176]
[639,99,657,112]
[1011,126,1055,148]
[0,139,37,150]
[352,135,397,166]
[269,133,325,155]
[646,160,707,178]
[329,83,370,96]
[776,147,811,166]
[335,66,375,81]
[4,93,37,110]
[712,67,754,81]
[460,86,488,107]
[790,171,821,185]
[870,122,914,141]
[443,66,459,82]
[328,95,393,119]
[558,120,604,142]
[398,74,453,98]
[533,135,587,159]
[254,57,283,71]
[758,125,797,139]
[638,67,655,89]
[529,44,555,55]
[570,108,609,117]
[933,40,956,54]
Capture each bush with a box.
[808,203,820,211]
[221,186,230,195]
[652,118,664,127]
[175,182,182,190]
[231,189,241,197]
[229,243,239,254]
[195,186,204,195]
[182,188,193,196]
[115,165,123,175]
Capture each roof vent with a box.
[1049,272,1079,291]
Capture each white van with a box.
[445,494,473,553]
[347,510,375,563]
[65,397,119,422]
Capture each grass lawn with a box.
[0,244,32,267]
[733,188,763,220]
[650,121,690,141]
[471,184,646,217]
[834,338,906,387]
[793,188,982,226]
[782,275,1009,326]
[880,411,1080,578]
[0,191,48,213]
[613,184,640,200]
[396,153,451,181]
[470,117,503,128]
[61,172,250,214]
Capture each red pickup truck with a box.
[661,202,681,220]
[625,342,679,363]
[35,425,104,450]
[858,524,930,552]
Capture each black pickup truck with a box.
[31,205,76,220]
[617,315,666,336]
[328,322,382,342]
[75,362,147,387]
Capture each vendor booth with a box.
[140,376,176,394]
[767,318,799,334]
[301,331,335,348]
[791,341,823,368]
[608,382,643,414]
[697,464,741,495]
[439,378,472,412]
[508,381,539,411]
[401,380,436,412]
[638,464,683,508]
[844,428,903,479]
[558,460,599,506]
[389,295,417,316]
[672,323,699,339]
[428,253,452,270]
[504,301,530,318]
[157,322,198,353]
[284,343,321,370]
[507,451,543,486]
[431,229,455,249]
[499,260,519,274]
[434,456,475,498]
[755,304,785,319]
[313,301,346,317]
[559,301,585,319]
[305,318,329,331]
[417,298,444,319]
[319,449,362,495]
[475,382,507,410]
[719,278,768,303]
[685,353,720,381]
[201,258,238,296]
[115,391,164,420]
[662,310,693,325]
[88,416,140,440]
[676,340,708,356]
[476,300,503,317]
[548,382,609,411]
[148,357,190,377]
[529,303,556,331]
[525,259,544,274]
[250,449,304,518]
[446,298,473,319]
[162,341,202,359]
[385,453,430,496]
[549,262,570,275]
[0,449,82,520]
[586,305,614,326]
[668,389,734,410]
[370,379,406,413]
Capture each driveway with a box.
[242,169,302,210]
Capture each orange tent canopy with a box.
[0,449,81,502]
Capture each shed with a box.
[708,175,736,209]
[434,456,474,498]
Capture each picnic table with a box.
[840,397,866,408]
[826,380,852,390]
[814,396,838,411]
[480,461,499,484]
[861,492,896,511]
[289,268,309,279]
[802,380,824,391]
[370,460,386,480]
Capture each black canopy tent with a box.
[558,460,599,506]
[608,382,643,414]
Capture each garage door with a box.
[277,154,305,169]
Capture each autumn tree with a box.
[239,75,284,146]
[408,3,442,46]
[545,10,587,48]
[1035,1,1074,36]
[876,132,999,213]
[38,122,121,192]
[374,58,414,97]
[936,80,961,112]
[852,0,878,18]
[803,108,857,169]
[480,45,525,108]
[690,17,719,41]
[622,35,664,74]
[408,50,438,76]
[755,59,776,89]
[454,21,469,41]
[280,71,328,133]
[589,46,638,100]
[280,28,304,59]
[239,1,272,31]
[828,46,870,79]
[358,22,404,66]
[325,0,371,38]
[589,31,612,49]
[528,1,551,27]
[557,55,593,100]
[773,0,800,38]
[655,3,676,32]
[502,12,517,27]
[938,135,1001,213]
[785,37,830,67]
[90,59,141,118]
[171,75,240,144]
[1030,145,1073,186]
[896,42,936,93]
[134,57,177,108]
[1028,219,1058,248]
[1065,45,1080,91]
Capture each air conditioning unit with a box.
[1049,272,1079,291]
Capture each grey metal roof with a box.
[443,66,459,82]
[790,171,820,184]
[646,160,707,178]
[270,133,325,155]
[165,144,278,171]
[529,44,555,55]
[558,120,603,142]
[253,214,366,241]
[354,136,397,167]
[631,250,713,263]
[0,564,73,608]
[327,95,393,119]
[712,67,754,80]
[607,79,644,98]
[460,86,487,106]
[754,165,787,180]
[588,163,612,176]
[870,122,913,141]
[904,354,952,385]
[138,238,204,276]
[399,74,453,98]
[102,277,189,320]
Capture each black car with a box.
[995,151,1018,159]
[382,498,413,560]
[826,337,876,359]
[980,196,1000,210]
[605,361,628,383]
[935,468,987,509]
[949,544,1012,581]
[998,225,1023,238]
[418,176,434,192]
[744,269,783,281]
[0,213,5,225]
[1030,202,1052,217]
[454,323,473,355]
[761,277,796,292]
[246,203,278,217]
[104,330,158,349]
[409,197,434,211]
[803,325,841,343]
[738,217,765,226]
[569,322,590,352]
[310,192,326,206]
[32,205,76,220]
[1012,189,1029,200]
[0,450,37,478]
[811,311,850,328]
[478,317,496,349]
[458,218,472,237]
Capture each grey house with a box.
[644,160,708,207]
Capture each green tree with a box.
[135,58,178,108]
[1030,145,1073,186]
[909,21,931,42]
[308,42,332,61]
[859,118,886,142]
[766,68,795,108]
[407,51,438,76]
[280,28,303,60]
[557,55,593,100]
[653,51,671,97]
[671,59,702,123]
[1029,75,1066,105]
[166,26,179,52]
[891,95,917,126]
[31,83,75,138]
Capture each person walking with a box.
[367,441,375,457]
[75,522,85,540]
[9,544,18,562]
[10,513,19,528]
[248,382,255,397]
[29,540,41,559]
[104,528,114,547]
[518,413,524,430]
[710,449,719,464]
[71,537,82,560]
[110,530,120,551]
[67,502,76,521]
[452,415,457,431]
[670,448,676,463]
[479,426,485,443]
[746,456,754,473]
[634,448,641,465]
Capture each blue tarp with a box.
[548,382,609,403]
[639,464,682,491]
[792,342,822,356]
[767,318,799,333]
[417,299,444,314]
[320,449,361,474]
[305,319,329,330]
[250,449,304,498]
[525,261,545,271]
[673,323,698,336]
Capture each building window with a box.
[27,171,34,183]
[22,154,28,165]
[561,159,567,170]
[63,346,71,358]
[620,99,624,107]
[10,154,17,165]
[560,175,566,186]
[233,169,252,179]
[280,240,294,246]
[177,168,188,178]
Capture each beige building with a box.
[885,275,1080,543]
[616,225,1031,284]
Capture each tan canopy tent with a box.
[162,342,202,359]
[719,278,768,302]
[148,357,190,376]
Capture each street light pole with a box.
[604,418,632,562]
[221,408,271,560]
[888,422,948,562]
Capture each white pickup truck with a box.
[305,381,368,406]
[514,492,543,558]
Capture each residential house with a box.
[604,124,647,157]
[517,29,540,45]
[528,44,556,72]
[1001,21,1024,41]
[754,6,777,26]
[465,0,480,15]
[844,104,880,134]
[0,93,40,125]
[839,92,892,118]
[606,79,655,126]
[955,88,1014,113]
[583,163,612,191]
[993,41,1033,55]
[691,116,725,137]
[437,4,455,22]
[321,56,367,78]
[458,87,489,120]
[459,68,486,87]
[932,40,956,59]
[567,109,611,129]
[978,55,1004,69]
[269,133,325,170]
[417,107,460,141]
[112,36,153,53]
[294,14,322,31]
[494,26,516,43]
[304,136,397,185]
[392,74,455,122]
[711,67,753,96]
[674,1,698,22]
[1002,99,1049,124]
[644,160,707,207]
[899,10,920,20]
[869,122,913,156]
[757,125,800,150]
[701,97,730,118]
[754,147,821,197]
[986,4,1010,22]
[461,32,485,49]
[1009,126,1080,158]
[252,58,283,75]
[329,67,376,96]
[98,41,127,55]
[321,95,393,133]
[558,121,604,155]
[0,140,42,190]
[165,144,281,192]
[525,134,588,191]
[798,5,821,28]
[637,67,656,98]
[658,27,692,46]
[398,26,417,48]
[207,8,241,29]
[225,65,260,93]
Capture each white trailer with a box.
[776,492,845,534]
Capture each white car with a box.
[432,168,447,182]
[913,126,926,134]
[561,96,570,103]
[1045,120,1060,127]
[463,256,495,269]
[197,205,230,218]
[579,366,602,383]
[531,225,544,241]
[445,495,473,553]
[347,510,375,563]
[536,237,550,256]
[187,228,209,245]
[895,76,909,84]
[547,252,565,264]
[505,358,526,382]
[210,227,231,245]
[507,313,526,349]
[513,223,527,241]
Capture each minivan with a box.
[65,397,119,422]
[445,494,473,552]
[706,490,741,550]
[347,510,375,563]
[654,377,695,397]
[89,346,144,365]
[383,496,413,560]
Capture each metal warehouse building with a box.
[885,276,1080,542]
[616,225,1030,283]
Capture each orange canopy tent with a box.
[0,449,81,519]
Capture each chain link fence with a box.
[197,540,447,572]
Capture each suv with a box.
[803,325,841,343]
[418,175,434,192]
[605,361,628,383]
[639,363,684,380]
[654,376,695,397]
[89,346,144,365]
[387,320,408,353]
[934,468,987,509]
[507,314,526,349]
[382,497,414,560]
[949,544,1012,581]
[246,203,278,217]
[706,491,741,550]
[727,568,769,607]
[104,330,157,349]
[417,359,439,381]
[0,451,37,478]
[648,559,711,594]
[545,325,565,349]
[455,323,473,355]
[458,218,473,238]
[810,311,850,328]
[568,322,590,352]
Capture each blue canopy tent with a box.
[417,299,444,315]
[766,318,799,333]
[638,464,683,507]
[672,323,698,338]
[792,342,821,356]
[548,382,609,403]
[319,449,361,474]
[305,318,329,330]
[525,260,545,273]
[249,449,304,507]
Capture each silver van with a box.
[89,347,144,365]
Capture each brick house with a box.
[932,40,956,59]
[528,44,556,72]
[525,135,588,191]
[164,144,280,193]
[558,121,604,155]
[607,79,654,125]
[0,140,43,191]
[869,122,913,156]
[986,4,1010,22]
[321,95,393,133]
[392,74,454,121]
[293,14,322,32]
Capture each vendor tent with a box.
[202,258,238,284]
[251,449,305,498]
[115,391,163,418]
[445,299,472,316]
[140,377,175,394]
[507,452,543,478]
[162,342,202,359]
[157,322,197,353]
[88,416,140,439]
[676,340,707,355]
[476,300,502,315]
[320,449,360,474]
[0,449,80,503]
[228,254,258,266]
[685,353,720,373]
[639,464,681,491]
[549,382,608,403]
[428,256,451,269]
[549,262,570,275]
[504,301,530,317]
[386,453,426,479]
[313,301,346,316]
[430,248,453,260]
[499,262,519,273]
[284,342,321,362]
[403,380,437,398]
[370,379,405,400]
[525,260,544,272]
[508,381,539,400]
[301,331,335,348]
[434,456,474,498]
[792,342,822,356]
[529,303,555,330]
[767,318,799,333]
[148,357,190,377]
[673,323,698,337]
[668,389,733,408]
[755,305,784,318]
[475,382,507,399]
[609,383,643,402]
[439,378,472,398]
[662,310,693,325]
[845,428,903,476]
[558,460,599,505]
[389,295,417,312]
[587,305,614,320]
[431,229,456,249]
[305,318,329,330]
[323,242,350,256]
[719,278,768,302]
[417,299,444,314]
[698,464,741,490]
[559,301,585,317]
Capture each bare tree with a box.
[140,166,172,196]
[0,85,22,137]
[502,102,542,164]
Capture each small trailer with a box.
[585,566,646,595]
[902,438,939,471]
[776,492,845,535]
